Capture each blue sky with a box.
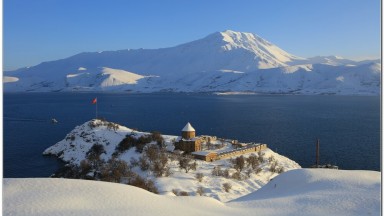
[3,0,381,70]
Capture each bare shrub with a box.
[107,122,119,131]
[196,186,204,196]
[138,135,153,144]
[143,144,170,177]
[144,144,160,163]
[86,143,105,161]
[172,189,179,196]
[245,168,253,178]
[100,158,131,183]
[129,175,159,194]
[223,183,232,192]
[268,155,276,163]
[152,160,168,177]
[246,154,259,170]
[169,153,179,161]
[88,121,98,129]
[129,157,139,167]
[232,156,245,172]
[178,191,189,196]
[116,135,136,153]
[144,179,158,194]
[223,168,230,178]
[178,155,195,173]
[258,151,265,163]
[130,175,146,188]
[231,171,242,180]
[270,161,278,173]
[190,161,197,171]
[139,155,150,171]
[255,167,262,174]
[195,172,204,182]
[70,135,76,141]
[52,164,81,179]
[151,131,164,147]
[277,167,285,174]
[211,166,223,176]
[164,166,173,177]
[79,160,92,176]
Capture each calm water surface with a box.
[3,93,380,177]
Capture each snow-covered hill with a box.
[43,119,300,202]
[3,30,380,94]
[4,169,380,216]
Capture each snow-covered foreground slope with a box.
[3,30,380,94]
[228,169,381,216]
[4,169,380,216]
[43,119,300,202]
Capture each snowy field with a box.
[3,169,380,216]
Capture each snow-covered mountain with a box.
[3,30,380,94]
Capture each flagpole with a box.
[96,97,98,119]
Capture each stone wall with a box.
[182,131,195,139]
[192,152,218,162]
[175,139,201,153]
[217,144,267,160]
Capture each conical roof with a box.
[182,122,195,132]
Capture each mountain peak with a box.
[218,30,270,48]
[219,30,260,39]
[204,30,304,65]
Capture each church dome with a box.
[182,122,195,132]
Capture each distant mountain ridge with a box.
[3,30,380,94]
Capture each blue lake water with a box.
[3,93,381,177]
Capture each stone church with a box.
[174,122,202,153]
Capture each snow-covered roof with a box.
[182,122,195,132]
[191,151,217,156]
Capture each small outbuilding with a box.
[191,151,218,162]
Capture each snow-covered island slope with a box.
[4,30,380,95]
[43,119,300,202]
[4,169,380,216]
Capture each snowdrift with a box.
[229,169,381,216]
[3,169,380,216]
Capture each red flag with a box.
[92,98,97,104]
